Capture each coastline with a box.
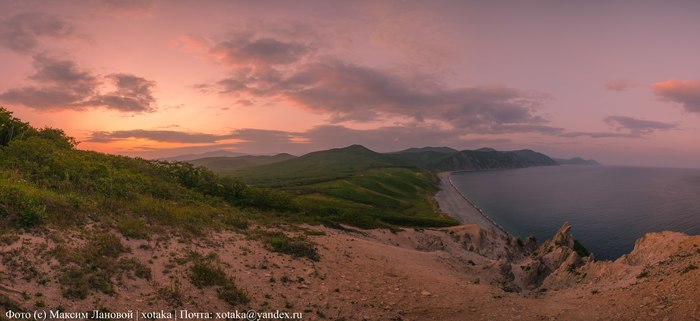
[435,172,508,235]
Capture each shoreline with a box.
[435,172,508,235]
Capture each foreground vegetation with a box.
[0,107,457,234]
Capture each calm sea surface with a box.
[450,165,700,260]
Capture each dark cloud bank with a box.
[198,30,554,135]
[0,54,157,112]
[0,12,76,53]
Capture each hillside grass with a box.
[294,168,456,228]
[219,145,458,228]
[231,145,413,187]
[0,107,456,232]
[235,165,457,228]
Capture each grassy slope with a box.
[0,107,305,236]
[228,145,458,228]
[232,145,413,187]
[294,168,455,228]
[0,108,455,230]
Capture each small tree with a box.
[0,106,35,146]
[0,106,76,148]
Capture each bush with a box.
[682,264,698,274]
[188,260,249,306]
[263,232,320,261]
[222,214,249,230]
[189,262,228,288]
[0,184,48,227]
[59,267,91,299]
[56,232,130,299]
[217,283,249,306]
[0,107,35,146]
[118,258,152,280]
[116,217,150,239]
[85,233,128,259]
[158,278,184,307]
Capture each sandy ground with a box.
[435,172,504,234]
[1,223,699,320]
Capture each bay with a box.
[450,165,700,260]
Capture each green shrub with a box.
[56,233,129,299]
[682,264,698,274]
[157,278,183,307]
[0,184,54,227]
[189,262,228,288]
[187,260,249,306]
[264,232,320,261]
[222,213,249,230]
[0,107,36,146]
[85,233,128,259]
[216,283,249,306]
[116,217,149,239]
[59,264,118,299]
[118,258,152,280]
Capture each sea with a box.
[449,165,700,260]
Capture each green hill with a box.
[223,144,457,227]
[188,153,297,174]
[231,144,412,187]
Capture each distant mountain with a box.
[554,157,601,166]
[392,147,558,172]
[207,145,589,186]
[428,149,558,172]
[187,153,297,173]
[394,146,458,154]
[231,145,410,186]
[162,150,247,162]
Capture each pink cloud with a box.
[652,79,700,114]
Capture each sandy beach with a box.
[435,172,505,234]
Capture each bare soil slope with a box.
[1,224,698,321]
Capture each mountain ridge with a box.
[162,150,248,162]
[554,157,601,166]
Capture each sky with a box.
[1,0,699,167]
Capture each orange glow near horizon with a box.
[1,1,699,167]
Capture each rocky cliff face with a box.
[515,223,590,290]
[433,222,699,298]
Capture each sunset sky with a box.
[1,0,699,167]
